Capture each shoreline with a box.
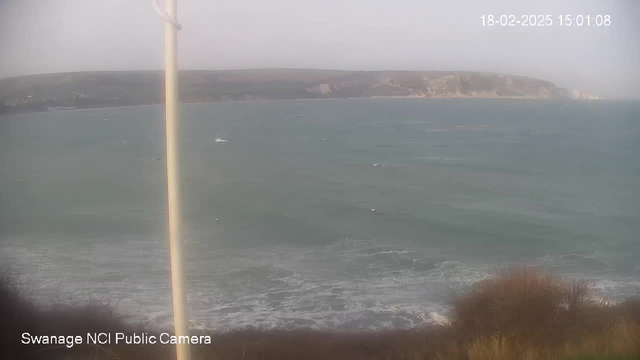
[0,95,611,117]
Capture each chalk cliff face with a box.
[567,90,603,100]
[0,69,601,114]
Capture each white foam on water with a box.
[1,236,638,331]
[430,311,450,325]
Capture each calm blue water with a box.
[1,99,639,330]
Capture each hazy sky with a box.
[1,0,639,98]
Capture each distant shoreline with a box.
[0,96,614,117]
[1,69,606,115]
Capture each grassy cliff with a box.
[0,69,600,114]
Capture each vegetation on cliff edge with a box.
[1,267,638,359]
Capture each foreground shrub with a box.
[450,267,608,344]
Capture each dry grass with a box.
[2,267,639,360]
[437,319,640,360]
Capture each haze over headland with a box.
[0,70,603,114]
[0,0,639,99]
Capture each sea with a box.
[1,98,639,330]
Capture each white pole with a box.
[154,1,191,359]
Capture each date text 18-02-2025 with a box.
[481,14,611,27]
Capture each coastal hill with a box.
[0,69,601,114]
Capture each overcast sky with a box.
[1,0,638,98]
